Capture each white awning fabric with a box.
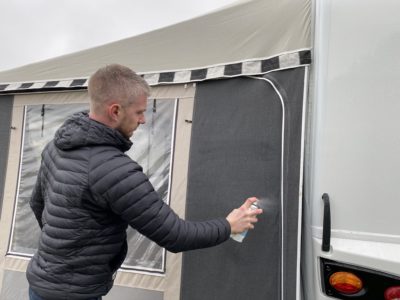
[0,0,311,91]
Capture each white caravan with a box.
[303,0,400,299]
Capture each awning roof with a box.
[0,0,311,91]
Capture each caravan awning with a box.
[0,0,311,92]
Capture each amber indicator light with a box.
[329,271,363,295]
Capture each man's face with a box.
[116,94,147,139]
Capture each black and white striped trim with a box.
[0,79,88,93]
[0,49,311,93]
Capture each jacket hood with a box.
[54,111,132,152]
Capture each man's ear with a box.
[107,103,121,122]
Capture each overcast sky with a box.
[0,0,237,71]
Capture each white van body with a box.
[303,0,400,298]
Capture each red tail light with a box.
[385,286,400,300]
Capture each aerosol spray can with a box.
[230,201,259,243]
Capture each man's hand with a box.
[226,197,263,234]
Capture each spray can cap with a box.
[250,202,259,209]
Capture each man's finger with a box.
[249,217,258,223]
[249,208,263,216]
[242,197,258,209]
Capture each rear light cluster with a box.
[321,258,400,299]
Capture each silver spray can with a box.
[230,201,259,243]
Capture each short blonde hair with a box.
[88,64,150,113]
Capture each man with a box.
[27,64,262,300]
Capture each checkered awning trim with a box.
[0,49,311,94]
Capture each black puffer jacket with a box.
[27,111,230,300]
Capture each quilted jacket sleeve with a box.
[30,163,45,229]
[89,150,231,253]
